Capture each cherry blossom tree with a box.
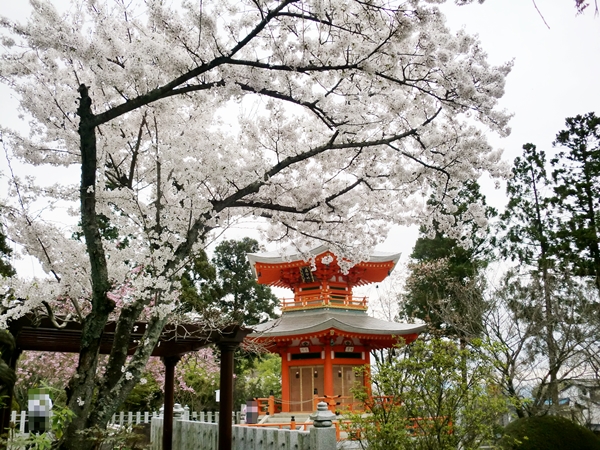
[13,352,78,411]
[0,0,511,447]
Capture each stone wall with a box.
[151,417,338,450]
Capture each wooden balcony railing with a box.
[281,295,367,311]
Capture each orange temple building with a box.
[247,245,426,413]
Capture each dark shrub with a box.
[499,415,600,450]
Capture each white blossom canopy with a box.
[0,0,511,321]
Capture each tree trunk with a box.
[59,84,115,450]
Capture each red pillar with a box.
[363,349,372,398]
[281,350,290,413]
[323,344,334,402]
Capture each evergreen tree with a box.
[494,137,600,412]
[550,112,600,291]
[499,144,556,269]
[212,238,279,326]
[179,238,278,326]
[497,143,562,410]
[178,249,222,316]
[401,180,494,339]
[0,220,15,278]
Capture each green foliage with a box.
[234,353,282,409]
[178,248,222,315]
[499,415,600,450]
[50,403,76,441]
[7,431,53,450]
[494,114,600,413]
[175,238,280,410]
[212,238,279,325]
[72,213,121,244]
[0,330,16,412]
[121,373,163,412]
[61,424,151,450]
[165,350,282,412]
[1,401,75,449]
[499,113,600,289]
[179,238,278,326]
[347,338,507,450]
[498,143,555,269]
[0,223,14,278]
[401,181,493,338]
[496,142,566,410]
[177,357,220,412]
[550,112,600,291]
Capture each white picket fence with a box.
[109,411,159,426]
[9,409,241,433]
[9,411,28,434]
[108,410,242,427]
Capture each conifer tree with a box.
[401,180,494,340]
[550,112,600,292]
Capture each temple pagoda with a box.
[247,245,425,413]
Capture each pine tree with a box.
[179,238,278,326]
[212,238,279,326]
[550,112,600,291]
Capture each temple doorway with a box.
[333,364,363,409]
[289,365,324,412]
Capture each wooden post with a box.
[0,344,20,438]
[161,355,181,450]
[268,395,275,416]
[217,341,238,450]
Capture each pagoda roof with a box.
[249,309,425,343]
[247,245,401,288]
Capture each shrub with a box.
[499,415,600,450]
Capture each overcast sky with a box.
[0,0,598,280]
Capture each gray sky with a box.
[383,1,600,256]
[1,1,598,279]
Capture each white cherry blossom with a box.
[0,0,511,444]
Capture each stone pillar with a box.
[161,355,181,450]
[309,401,337,450]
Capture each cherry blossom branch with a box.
[41,300,67,328]
[2,143,62,284]
[92,0,298,127]
[228,179,367,214]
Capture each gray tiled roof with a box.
[250,308,426,338]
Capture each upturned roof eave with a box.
[246,245,402,278]
[248,309,426,339]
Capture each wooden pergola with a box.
[2,316,251,450]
